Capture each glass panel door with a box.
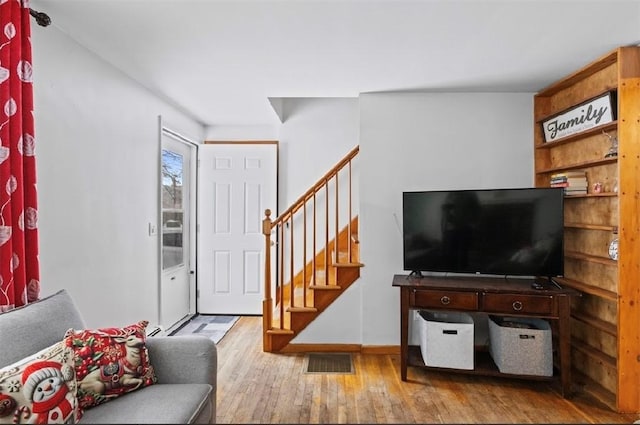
[159,127,195,330]
[162,149,185,270]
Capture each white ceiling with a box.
[30,0,640,127]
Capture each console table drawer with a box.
[483,293,554,315]
[411,290,479,310]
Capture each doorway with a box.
[197,142,278,315]
[159,126,197,329]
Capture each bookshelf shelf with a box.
[553,277,617,302]
[564,222,618,232]
[535,157,617,175]
[571,311,617,337]
[564,250,617,266]
[535,121,618,149]
[563,192,617,199]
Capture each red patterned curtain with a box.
[0,0,40,311]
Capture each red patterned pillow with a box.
[63,320,157,409]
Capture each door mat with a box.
[169,314,239,344]
[304,353,354,374]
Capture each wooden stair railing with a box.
[262,146,362,352]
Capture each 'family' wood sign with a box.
[542,91,616,142]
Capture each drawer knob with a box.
[440,295,451,305]
[512,301,523,311]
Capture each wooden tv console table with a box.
[392,274,579,398]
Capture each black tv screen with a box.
[402,188,564,277]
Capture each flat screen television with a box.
[402,187,564,278]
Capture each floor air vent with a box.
[304,353,354,374]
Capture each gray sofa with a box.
[0,289,217,424]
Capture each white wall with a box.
[29,24,535,347]
[203,98,361,343]
[32,25,204,329]
[269,98,361,210]
[271,92,535,345]
[204,98,360,210]
[357,92,534,345]
[205,124,279,141]
[277,98,361,343]
[229,97,363,344]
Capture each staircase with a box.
[262,146,362,352]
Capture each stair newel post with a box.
[262,209,273,351]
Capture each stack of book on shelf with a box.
[550,171,588,195]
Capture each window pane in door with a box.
[162,149,184,269]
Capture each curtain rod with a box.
[29,8,51,27]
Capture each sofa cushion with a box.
[0,290,85,368]
[0,341,82,424]
[78,383,213,424]
[63,321,157,410]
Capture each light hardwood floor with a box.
[215,316,638,424]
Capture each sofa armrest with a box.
[146,335,217,387]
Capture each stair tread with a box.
[287,306,318,313]
[333,262,364,268]
[267,328,295,335]
[309,284,342,290]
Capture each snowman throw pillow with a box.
[0,341,82,424]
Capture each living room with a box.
[4,0,640,422]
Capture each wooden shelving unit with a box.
[533,46,640,413]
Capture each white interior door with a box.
[198,142,277,314]
[160,129,196,329]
